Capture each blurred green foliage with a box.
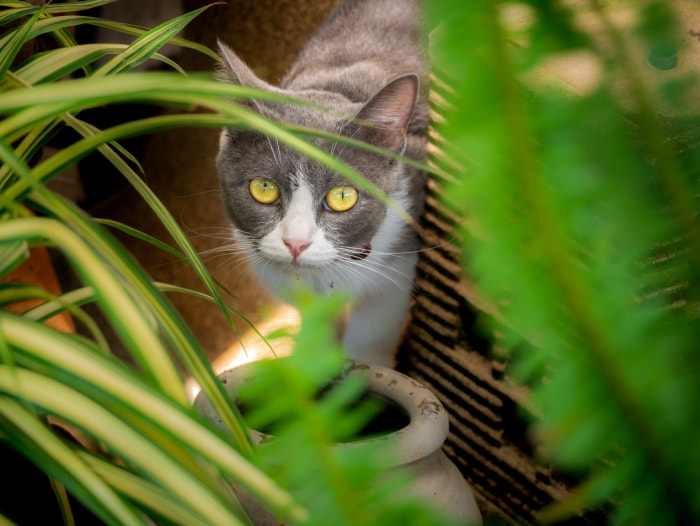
[3,0,699,524]
[430,0,700,523]
[0,1,466,524]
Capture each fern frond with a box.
[430,0,700,523]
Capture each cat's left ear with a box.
[217,40,283,117]
[217,40,271,91]
[350,74,419,152]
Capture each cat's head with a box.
[215,42,418,288]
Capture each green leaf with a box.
[0,73,407,219]
[0,10,39,79]
[0,211,187,403]
[41,0,117,14]
[96,218,186,260]
[431,1,700,523]
[94,4,214,77]
[0,15,218,64]
[0,4,36,28]
[0,399,147,526]
[79,452,212,526]
[0,237,27,280]
[0,281,110,353]
[47,478,75,526]
[0,313,306,523]
[51,116,254,452]
[0,366,250,526]
[3,44,181,89]
[0,115,63,192]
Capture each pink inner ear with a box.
[368,76,418,128]
[354,74,419,150]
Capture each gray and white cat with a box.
[216,0,428,368]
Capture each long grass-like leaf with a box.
[21,281,277,359]
[0,0,116,16]
[78,452,211,526]
[0,282,109,352]
[53,115,254,452]
[0,211,187,404]
[153,282,278,358]
[0,399,146,526]
[2,44,181,90]
[47,478,75,526]
[0,15,219,63]
[0,235,27,279]
[0,10,38,79]
[96,218,185,260]
[42,0,116,14]
[0,313,306,523]
[0,0,116,27]
[0,73,411,221]
[0,4,35,28]
[63,114,233,320]
[21,185,255,457]
[0,143,187,399]
[94,4,213,77]
[14,286,95,321]
[0,113,61,190]
[3,86,380,219]
[0,366,251,526]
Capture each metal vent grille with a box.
[397,176,606,524]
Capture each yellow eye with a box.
[325,186,358,212]
[249,178,280,204]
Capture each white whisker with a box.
[322,248,413,298]
[333,123,363,161]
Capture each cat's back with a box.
[281,0,427,105]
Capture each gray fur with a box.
[216,0,428,367]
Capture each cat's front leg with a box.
[342,254,417,368]
[342,288,413,368]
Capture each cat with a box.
[216,0,429,368]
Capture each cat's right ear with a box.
[349,74,419,152]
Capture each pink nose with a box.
[283,238,311,260]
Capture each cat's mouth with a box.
[259,242,372,269]
[349,243,372,261]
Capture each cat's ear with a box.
[350,74,419,152]
[218,40,284,118]
[217,40,272,91]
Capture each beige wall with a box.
[182,0,339,81]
